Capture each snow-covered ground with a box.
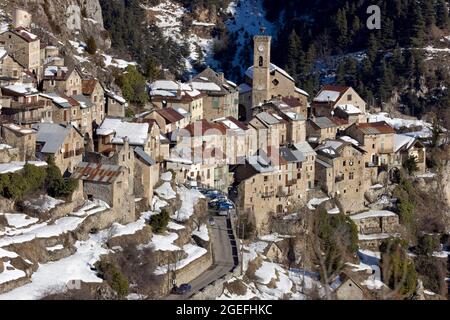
[192,224,209,241]
[346,250,386,290]
[218,237,324,300]
[172,186,205,222]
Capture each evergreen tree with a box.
[436,0,449,28]
[285,30,302,81]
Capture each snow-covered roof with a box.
[97,118,149,146]
[190,81,221,92]
[350,210,397,220]
[245,63,295,82]
[393,134,417,153]
[339,135,359,146]
[3,84,38,95]
[150,80,191,91]
[335,104,361,115]
[314,90,341,102]
[295,86,309,97]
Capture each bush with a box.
[46,156,78,198]
[85,36,97,55]
[415,256,446,295]
[416,234,440,255]
[403,155,419,175]
[380,238,418,298]
[116,66,148,106]
[149,209,170,233]
[95,258,129,299]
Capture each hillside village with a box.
[0,6,449,301]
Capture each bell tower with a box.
[252,31,271,107]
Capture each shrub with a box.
[416,234,440,255]
[415,256,446,295]
[85,36,97,55]
[403,155,419,175]
[95,258,129,299]
[45,156,78,198]
[149,209,170,233]
[380,238,418,298]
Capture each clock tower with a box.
[252,34,272,107]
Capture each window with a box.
[343,160,346,166]
[347,94,352,101]
[264,176,268,182]
[349,172,354,180]
[272,79,279,86]
[259,56,263,67]
[212,97,219,109]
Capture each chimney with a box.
[218,72,225,83]
[176,81,182,99]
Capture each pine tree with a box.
[436,0,449,28]
[423,0,436,27]
[285,30,302,81]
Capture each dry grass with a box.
[223,279,247,296]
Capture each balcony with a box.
[261,191,274,198]
[286,178,297,187]
[276,187,293,198]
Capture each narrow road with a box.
[166,215,238,300]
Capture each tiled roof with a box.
[72,162,124,183]
[357,121,395,135]
[183,119,227,136]
[82,79,98,95]
[156,107,185,124]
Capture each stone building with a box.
[149,80,205,121]
[0,49,26,85]
[233,143,316,233]
[306,117,346,145]
[311,85,366,119]
[104,89,127,118]
[345,121,395,169]
[82,79,105,125]
[147,107,189,134]
[190,67,239,121]
[392,134,426,173]
[0,28,40,75]
[42,65,82,96]
[0,84,50,126]
[315,139,367,213]
[32,123,84,175]
[0,123,36,161]
[72,162,135,224]
[238,34,309,121]
[334,273,365,300]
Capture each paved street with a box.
[166,215,238,300]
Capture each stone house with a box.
[149,80,205,121]
[239,35,309,121]
[345,121,395,169]
[32,123,84,175]
[334,273,365,300]
[392,134,426,173]
[104,89,127,118]
[82,79,105,126]
[39,93,87,133]
[42,65,82,96]
[0,28,40,75]
[0,123,36,161]
[96,118,151,154]
[0,49,26,85]
[249,111,288,150]
[148,107,189,134]
[311,85,366,119]
[306,117,349,145]
[213,116,258,164]
[233,143,316,233]
[71,162,135,224]
[0,84,51,126]
[190,67,239,121]
[95,118,159,204]
[315,139,367,213]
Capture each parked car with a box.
[172,283,192,295]
[217,202,234,211]
[208,197,227,208]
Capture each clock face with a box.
[258,44,265,52]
